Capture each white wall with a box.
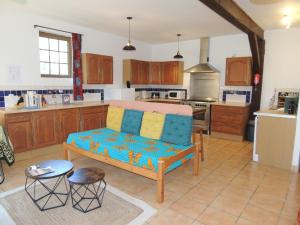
[150,39,200,97]
[261,28,300,168]
[209,34,252,92]
[261,27,300,108]
[150,34,253,98]
[0,5,152,89]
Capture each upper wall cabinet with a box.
[225,57,252,86]
[149,62,162,84]
[82,53,113,84]
[123,59,149,84]
[161,61,183,85]
[123,59,183,85]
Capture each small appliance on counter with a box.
[140,91,150,99]
[24,91,42,109]
[151,92,160,99]
[167,90,185,100]
[284,96,299,114]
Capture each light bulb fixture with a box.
[174,34,183,59]
[123,16,136,51]
[282,14,292,29]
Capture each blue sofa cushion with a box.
[121,109,144,135]
[161,114,193,146]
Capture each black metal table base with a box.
[25,175,70,211]
[70,180,106,213]
[0,161,4,184]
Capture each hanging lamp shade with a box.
[173,33,183,59]
[123,17,136,51]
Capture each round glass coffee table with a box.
[25,160,73,211]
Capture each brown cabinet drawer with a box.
[211,105,247,114]
[211,113,246,125]
[211,121,244,135]
[80,106,104,114]
[211,104,249,137]
[6,113,31,123]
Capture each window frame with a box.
[39,31,73,78]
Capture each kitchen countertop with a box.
[254,109,297,119]
[211,101,250,107]
[0,101,109,114]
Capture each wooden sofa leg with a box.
[157,161,165,203]
[63,143,71,161]
[199,129,204,161]
[193,145,200,176]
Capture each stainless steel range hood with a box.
[184,37,219,73]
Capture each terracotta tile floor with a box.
[1,137,300,225]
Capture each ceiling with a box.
[2,0,240,43]
[3,0,300,43]
[236,0,300,30]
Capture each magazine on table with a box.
[27,165,55,176]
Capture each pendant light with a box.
[173,33,183,59]
[123,16,136,51]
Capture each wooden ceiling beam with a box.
[199,0,266,118]
[198,0,264,39]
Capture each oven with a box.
[181,100,213,134]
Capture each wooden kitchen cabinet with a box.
[1,105,109,152]
[82,53,113,84]
[225,57,252,86]
[123,59,149,84]
[32,111,58,148]
[57,108,79,143]
[80,106,106,131]
[123,59,183,85]
[149,62,161,84]
[161,61,183,85]
[5,113,32,153]
[211,104,249,141]
[102,55,113,84]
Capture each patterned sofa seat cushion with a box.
[106,106,125,132]
[161,114,193,146]
[67,128,193,173]
[121,109,144,135]
[140,112,165,140]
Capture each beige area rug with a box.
[0,182,156,225]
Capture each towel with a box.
[0,126,14,166]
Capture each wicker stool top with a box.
[68,167,105,185]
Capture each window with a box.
[39,32,72,78]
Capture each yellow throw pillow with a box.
[140,112,165,140]
[106,106,124,132]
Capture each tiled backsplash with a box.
[0,89,104,107]
[222,90,251,103]
[135,88,187,99]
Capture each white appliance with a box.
[104,88,135,100]
[167,90,185,100]
[140,91,150,99]
[226,94,246,104]
[24,91,42,109]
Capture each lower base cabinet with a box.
[2,105,108,152]
[211,104,249,141]
[32,111,58,149]
[255,116,296,170]
[58,108,80,143]
[6,114,32,153]
[80,106,106,131]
